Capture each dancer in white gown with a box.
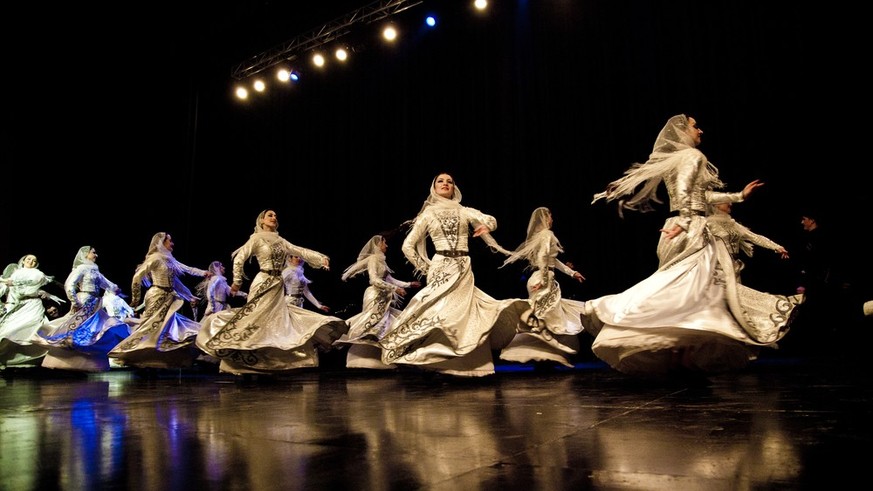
[282,256,330,313]
[376,173,527,377]
[499,207,588,368]
[194,261,247,320]
[36,246,132,372]
[583,114,802,378]
[196,209,348,376]
[334,234,420,370]
[0,255,64,369]
[108,232,211,369]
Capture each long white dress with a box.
[36,261,131,372]
[196,231,348,375]
[0,266,52,369]
[586,115,802,378]
[378,201,527,377]
[499,228,587,368]
[334,247,415,370]
[108,251,208,369]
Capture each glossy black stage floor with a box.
[2,343,870,491]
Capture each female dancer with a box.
[334,234,420,370]
[584,114,801,378]
[499,207,588,368]
[376,173,526,377]
[37,246,132,372]
[0,254,64,369]
[196,209,348,376]
[108,232,211,369]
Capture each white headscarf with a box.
[2,263,18,279]
[342,235,389,281]
[231,209,283,279]
[72,245,94,270]
[404,175,463,268]
[501,207,561,270]
[134,232,197,301]
[592,114,723,216]
[195,260,225,298]
[18,254,39,268]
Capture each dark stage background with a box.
[3,1,867,313]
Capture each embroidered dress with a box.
[196,213,348,375]
[109,233,208,369]
[585,115,802,378]
[0,261,53,369]
[36,247,131,372]
[499,208,588,368]
[376,178,526,377]
[334,235,416,370]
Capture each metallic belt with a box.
[260,269,282,276]
[435,250,468,258]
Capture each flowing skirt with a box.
[196,272,348,375]
[108,287,202,369]
[377,255,528,377]
[585,241,803,378]
[0,298,50,369]
[500,270,587,368]
[36,294,131,372]
[334,285,403,370]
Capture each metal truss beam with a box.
[231,0,423,80]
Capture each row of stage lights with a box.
[233,0,490,101]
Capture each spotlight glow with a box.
[312,53,326,67]
[335,48,348,61]
[474,0,488,11]
[426,16,436,27]
[382,26,398,41]
[235,86,249,100]
[253,79,266,92]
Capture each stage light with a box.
[382,25,398,42]
[335,47,348,62]
[474,0,488,11]
[235,86,249,100]
[277,68,301,83]
[253,79,266,92]
[425,16,436,27]
[312,53,326,67]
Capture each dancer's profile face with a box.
[685,117,703,146]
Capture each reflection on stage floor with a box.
[1,352,869,490]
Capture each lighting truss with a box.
[230,0,423,81]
